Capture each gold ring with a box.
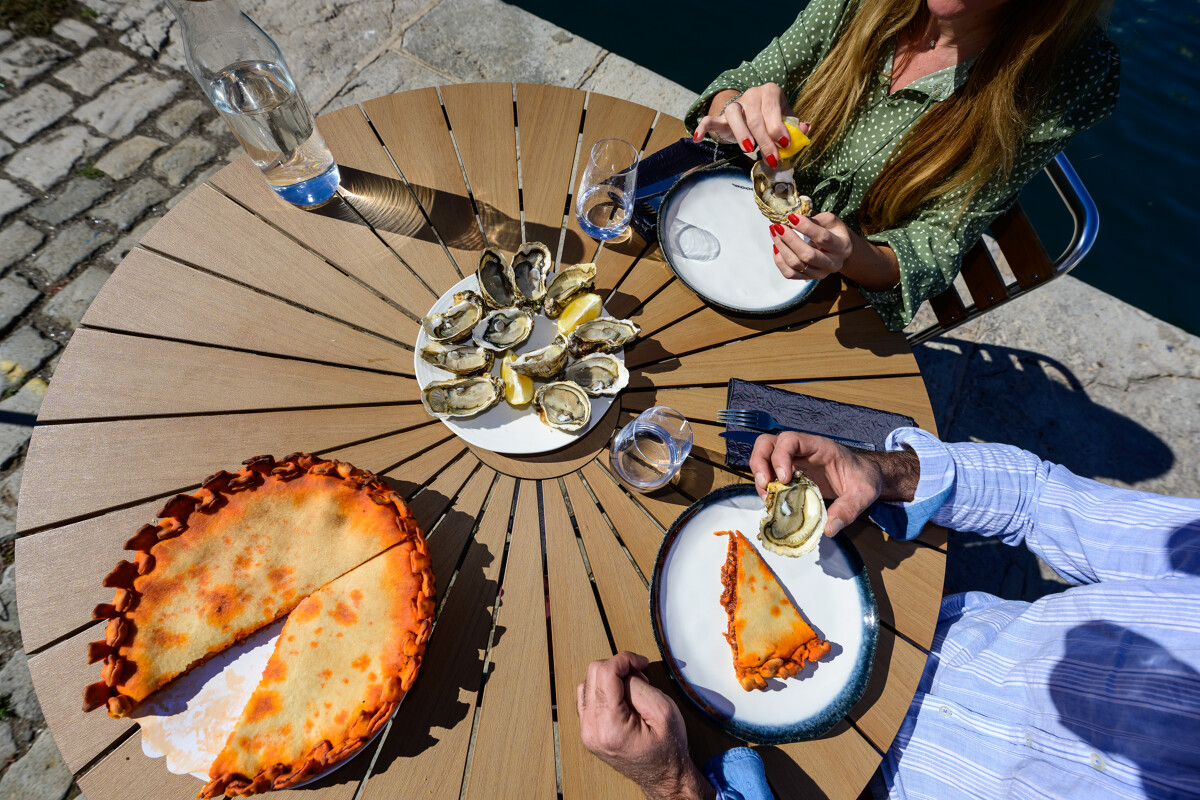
[798,263,808,275]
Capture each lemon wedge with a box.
[777,120,810,161]
[557,292,602,335]
[502,350,534,407]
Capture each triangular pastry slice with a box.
[201,542,434,797]
[718,530,831,691]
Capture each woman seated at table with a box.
[687,0,1119,331]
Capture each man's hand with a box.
[578,652,715,800]
[749,432,920,537]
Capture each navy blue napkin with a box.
[723,378,917,469]
[631,137,743,243]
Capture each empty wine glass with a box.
[576,138,639,240]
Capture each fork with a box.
[717,408,879,451]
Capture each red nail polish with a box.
[773,245,778,254]
[693,130,701,142]
[765,154,778,170]
[769,224,776,236]
[773,224,785,236]
[741,138,753,152]
[778,136,789,147]
[787,213,800,225]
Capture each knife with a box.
[719,430,879,451]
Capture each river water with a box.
[514,0,1200,335]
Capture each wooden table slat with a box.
[82,249,415,374]
[603,248,675,321]
[593,457,696,531]
[403,448,482,530]
[463,480,557,800]
[578,460,664,580]
[543,479,642,800]
[759,720,882,800]
[77,734,208,800]
[846,626,928,753]
[641,114,689,156]
[359,475,515,800]
[320,423,453,481]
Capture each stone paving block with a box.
[27,177,112,226]
[0,38,70,89]
[3,126,107,191]
[0,140,11,159]
[153,135,217,185]
[204,116,230,138]
[42,266,109,330]
[106,214,160,263]
[92,178,171,229]
[155,98,209,138]
[29,223,114,282]
[72,73,182,139]
[0,648,44,724]
[0,223,44,270]
[0,328,56,394]
[581,53,695,120]
[404,0,602,87]
[0,182,34,224]
[92,134,165,181]
[165,160,222,210]
[0,562,16,628]
[53,47,136,97]
[323,51,451,113]
[53,17,99,48]
[0,275,41,331]
[0,31,11,49]
[0,720,15,767]
[0,728,73,800]
[0,83,74,144]
[0,379,46,469]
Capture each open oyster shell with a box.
[511,242,551,310]
[751,163,813,225]
[567,317,640,357]
[422,290,485,343]
[477,248,518,310]
[758,471,827,557]
[532,381,591,432]
[543,262,597,318]
[564,353,628,396]
[474,307,535,352]
[419,341,495,376]
[421,375,505,419]
[509,334,570,379]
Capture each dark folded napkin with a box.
[723,378,916,469]
[631,137,744,244]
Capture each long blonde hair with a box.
[793,0,1112,233]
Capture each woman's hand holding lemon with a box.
[693,83,811,170]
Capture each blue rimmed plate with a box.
[656,166,819,316]
[649,484,877,744]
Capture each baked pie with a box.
[717,530,831,691]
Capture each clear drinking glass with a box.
[576,138,639,240]
[610,407,693,492]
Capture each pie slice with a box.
[200,542,433,797]
[717,530,831,691]
[84,453,427,718]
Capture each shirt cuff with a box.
[866,427,955,540]
[703,747,773,800]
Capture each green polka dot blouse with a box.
[684,0,1120,331]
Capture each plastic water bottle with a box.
[165,0,339,207]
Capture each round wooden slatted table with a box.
[15,84,946,800]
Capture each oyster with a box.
[543,262,597,318]
[422,290,485,343]
[751,162,813,224]
[511,242,551,309]
[532,381,591,432]
[474,307,535,352]
[421,375,504,419]
[566,317,640,357]
[419,341,494,376]
[477,248,518,309]
[509,334,569,379]
[564,353,628,396]
[758,471,827,557]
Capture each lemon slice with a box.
[502,350,533,407]
[557,292,602,335]
[777,120,810,161]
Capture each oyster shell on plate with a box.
[511,242,551,310]
[421,375,505,419]
[758,471,827,557]
[419,341,494,376]
[564,353,628,396]
[566,317,640,357]
[477,248,518,310]
[532,381,591,432]
[422,290,485,343]
[543,262,597,318]
[474,307,535,352]
[509,334,569,379]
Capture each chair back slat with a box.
[990,204,1054,290]
[959,239,1008,311]
[929,286,968,328]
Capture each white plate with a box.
[657,167,818,316]
[414,275,619,455]
[650,485,877,743]
[135,619,394,786]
